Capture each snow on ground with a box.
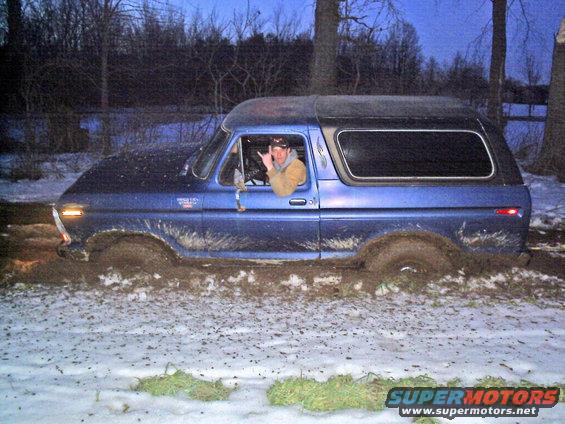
[0,283,563,423]
[0,113,220,203]
[503,103,546,154]
[523,171,565,229]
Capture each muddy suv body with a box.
[54,96,531,273]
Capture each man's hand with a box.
[257,146,274,171]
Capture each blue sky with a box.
[176,0,564,83]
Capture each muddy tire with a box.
[91,237,174,269]
[365,238,453,278]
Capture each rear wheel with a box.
[91,236,175,269]
[365,238,453,279]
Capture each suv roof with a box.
[222,95,479,130]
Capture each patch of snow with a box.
[313,274,342,286]
[374,282,400,296]
[127,289,148,302]
[522,171,564,229]
[227,270,256,285]
[466,273,506,290]
[435,267,564,291]
[203,275,218,296]
[281,274,307,291]
[98,270,133,287]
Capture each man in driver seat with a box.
[257,137,306,197]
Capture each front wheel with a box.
[90,236,175,269]
[365,238,454,279]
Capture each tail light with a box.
[496,208,519,216]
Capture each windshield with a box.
[192,127,230,179]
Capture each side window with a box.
[219,135,308,186]
[337,130,494,179]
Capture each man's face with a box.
[272,147,290,165]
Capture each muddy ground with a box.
[1,202,564,303]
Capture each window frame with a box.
[216,132,310,188]
[192,127,231,180]
[335,128,496,182]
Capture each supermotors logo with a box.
[386,387,560,419]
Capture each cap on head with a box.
[270,137,289,149]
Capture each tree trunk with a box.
[487,0,506,127]
[48,108,87,153]
[5,0,24,111]
[309,0,339,95]
[100,2,111,155]
[531,18,565,181]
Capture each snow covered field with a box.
[1,283,564,423]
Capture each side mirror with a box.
[234,168,246,191]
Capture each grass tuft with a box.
[474,376,509,387]
[267,374,437,412]
[268,374,565,413]
[412,417,441,424]
[133,370,233,401]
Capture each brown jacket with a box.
[266,159,307,197]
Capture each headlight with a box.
[61,208,83,217]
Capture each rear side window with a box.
[337,130,494,179]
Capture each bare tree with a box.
[487,0,506,127]
[271,3,300,42]
[100,0,121,154]
[309,0,398,95]
[522,53,540,116]
[83,0,130,154]
[383,20,422,94]
[199,11,233,113]
[531,18,565,181]
[421,56,442,95]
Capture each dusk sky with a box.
[177,0,564,83]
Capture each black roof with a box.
[222,95,479,130]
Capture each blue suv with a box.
[53,96,531,275]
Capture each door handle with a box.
[289,198,307,206]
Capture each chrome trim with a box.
[52,207,71,245]
[316,139,328,169]
[335,129,496,181]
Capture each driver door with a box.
[202,132,320,260]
